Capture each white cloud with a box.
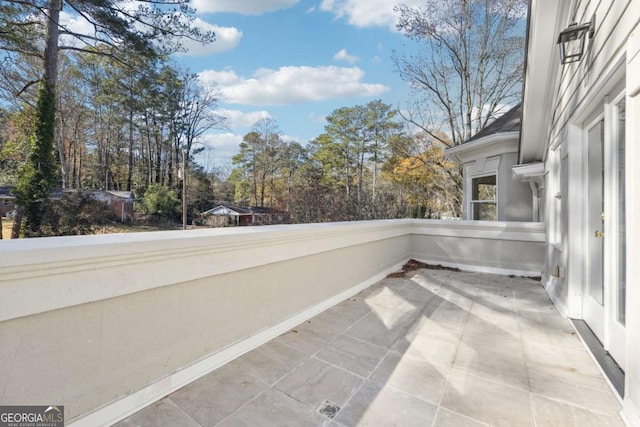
[59,11,95,47]
[220,109,272,129]
[333,48,359,64]
[178,19,242,56]
[60,9,241,56]
[320,0,423,29]
[198,66,388,106]
[194,131,303,170]
[282,134,302,143]
[371,55,382,64]
[199,132,243,164]
[193,0,300,15]
[472,103,513,125]
[199,69,242,86]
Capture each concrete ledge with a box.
[411,220,545,276]
[0,220,410,322]
[410,219,546,241]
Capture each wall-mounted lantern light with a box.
[557,14,595,64]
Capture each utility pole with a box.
[182,150,187,230]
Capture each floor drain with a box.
[317,400,341,419]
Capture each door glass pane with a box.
[588,120,604,305]
[617,100,626,325]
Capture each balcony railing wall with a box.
[0,219,544,426]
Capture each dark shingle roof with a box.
[465,103,521,144]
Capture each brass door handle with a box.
[595,230,604,238]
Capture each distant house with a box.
[201,204,289,226]
[0,186,16,217]
[446,104,540,221]
[0,187,134,221]
[90,190,135,222]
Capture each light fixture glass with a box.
[557,15,595,64]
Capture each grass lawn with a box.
[93,223,180,234]
[1,219,180,239]
[2,218,12,240]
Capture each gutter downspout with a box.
[529,181,540,222]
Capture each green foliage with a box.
[382,133,461,218]
[14,82,58,236]
[2,0,217,237]
[0,108,31,185]
[232,119,286,207]
[186,164,216,217]
[141,184,180,219]
[37,192,116,236]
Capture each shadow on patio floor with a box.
[116,264,624,427]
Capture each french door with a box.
[582,96,626,368]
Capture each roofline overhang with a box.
[519,0,571,164]
[446,132,520,164]
[512,161,545,181]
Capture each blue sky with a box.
[171,0,425,170]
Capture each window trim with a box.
[469,173,498,221]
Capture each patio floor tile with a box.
[334,380,438,427]
[315,334,388,378]
[274,357,363,408]
[453,339,530,391]
[115,267,625,427]
[433,408,490,427]
[230,340,308,385]
[116,398,200,427]
[369,351,449,404]
[343,305,420,349]
[167,363,269,427]
[532,394,626,427]
[216,389,327,427]
[440,368,534,427]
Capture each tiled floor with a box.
[116,267,625,427]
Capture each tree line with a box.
[228,103,460,223]
[0,0,526,236]
[0,0,217,236]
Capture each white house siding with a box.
[555,3,634,309]
[448,135,535,222]
[498,152,534,221]
[541,0,636,319]
[624,14,640,427]
[526,0,640,424]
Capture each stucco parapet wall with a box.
[0,220,410,322]
[0,219,545,323]
[410,219,545,241]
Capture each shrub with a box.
[140,184,180,220]
[38,191,116,236]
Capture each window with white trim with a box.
[470,175,497,220]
